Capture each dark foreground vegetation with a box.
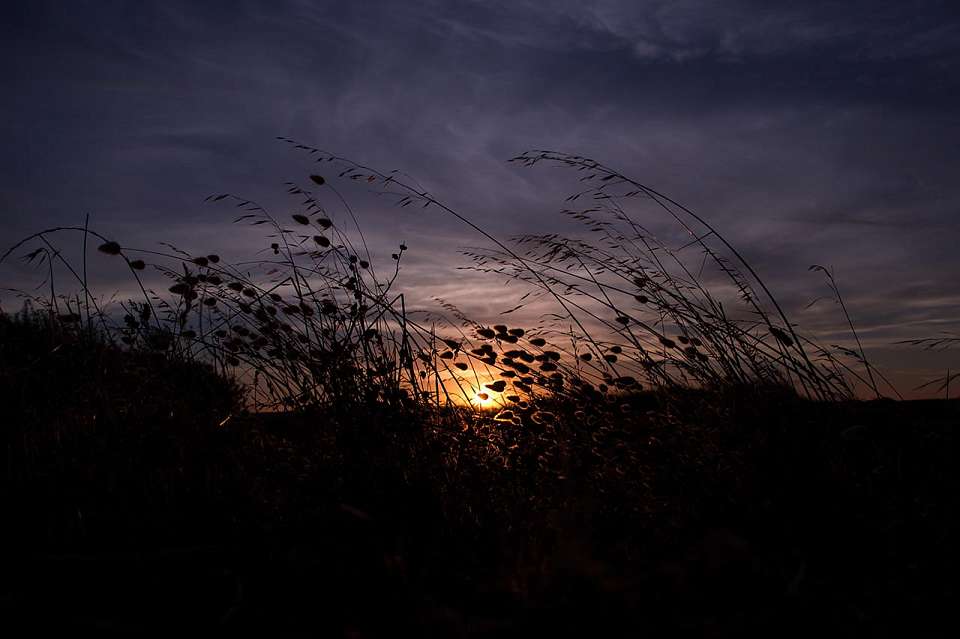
[2,146,957,635]
[2,311,957,637]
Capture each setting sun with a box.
[471,391,495,409]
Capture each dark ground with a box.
[1,316,958,636]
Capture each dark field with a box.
[2,312,957,637]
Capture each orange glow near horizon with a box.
[471,390,495,409]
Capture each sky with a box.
[2,0,960,396]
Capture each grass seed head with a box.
[97,241,122,255]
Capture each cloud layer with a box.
[3,0,959,395]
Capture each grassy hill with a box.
[1,310,957,636]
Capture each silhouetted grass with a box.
[0,145,955,635]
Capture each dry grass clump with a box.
[5,143,951,635]
[280,143,890,410]
[3,142,892,445]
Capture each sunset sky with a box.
[3,1,960,395]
